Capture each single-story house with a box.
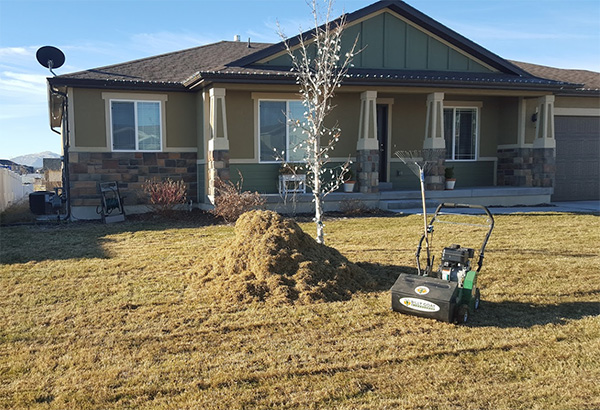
[46,0,599,219]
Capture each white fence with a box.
[0,168,31,212]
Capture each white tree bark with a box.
[278,0,358,244]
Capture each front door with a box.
[377,104,389,182]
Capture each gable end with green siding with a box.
[258,10,495,74]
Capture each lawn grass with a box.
[1,212,599,409]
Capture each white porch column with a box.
[423,92,445,150]
[208,88,229,151]
[421,92,446,190]
[533,95,556,149]
[207,88,230,200]
[356,91,379,150]
[356,91,379,193]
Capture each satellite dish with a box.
[36,46,65,75]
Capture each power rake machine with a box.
[391,203,494,324]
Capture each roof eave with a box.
[48,76,189,92]
[185,71,579,93]
[555,88,600,97]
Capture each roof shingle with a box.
[52,41,272,85]
[510,60,600,91]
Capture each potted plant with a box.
[445,166,456,190]
[343,168,356,193]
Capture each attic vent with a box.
[234,35,241,42]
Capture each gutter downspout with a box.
[49,86,71,221]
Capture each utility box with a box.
[391,274,459,323]
[29,191,53,215]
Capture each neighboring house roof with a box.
[43,158,62,171]
[0,160,34,175]
[510,60,600,94]
[49,0,582,93]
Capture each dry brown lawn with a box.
[1,211,599,409]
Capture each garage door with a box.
[554,116,600,201]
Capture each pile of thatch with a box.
[196,210,375,305]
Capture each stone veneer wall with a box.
[356,149,379,193]
[497,148,555,188]
[208,149,230,197]
[424,149,446,191]
[69,152,197,207]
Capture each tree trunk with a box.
[313,138,325,244]
[315,192,324,244]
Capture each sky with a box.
[1,0,599,160]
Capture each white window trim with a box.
[102,92,167,152]
[258,99,306,164]
[443,105,480,162]
[110,99,163,152]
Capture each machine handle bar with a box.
[430,203,495,272]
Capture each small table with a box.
[279,174,306,194]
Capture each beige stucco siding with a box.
[388,94,427,151]
[72,88,106,148]
[226,90,255,160]
[496,97,519,146]
[196,92,205,160]
[225,91,362,161]
[71,88,197,151]
[478,98,501,157]
[165,93,197,148]
[555,95,600,109]
[328,93,361,157]
[524,98,539,144]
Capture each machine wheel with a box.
[456,305,469,324]
[474,288,481,310]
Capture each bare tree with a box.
[277,0,358,244]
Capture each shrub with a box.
[142,178,188,214]
[339,198,369,215]
[210,173,266,223]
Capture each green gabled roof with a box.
[235,0,529,77]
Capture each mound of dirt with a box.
[196,210,375,305]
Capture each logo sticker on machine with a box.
[414,286,430,295]
[400,297,440,313]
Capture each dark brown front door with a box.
[377,104,388,182]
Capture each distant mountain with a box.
[10,151,60,169]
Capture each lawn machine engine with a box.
[391,203,494,324]
[439,245,474,284]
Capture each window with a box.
[443,107,477,160]
[111,100,162,151]
[259,100,308,162]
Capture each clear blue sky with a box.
[1,0,599,159]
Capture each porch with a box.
[263,186,553,214]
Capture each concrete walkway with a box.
[392,200,600,215]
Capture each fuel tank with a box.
[391,274,459,322]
